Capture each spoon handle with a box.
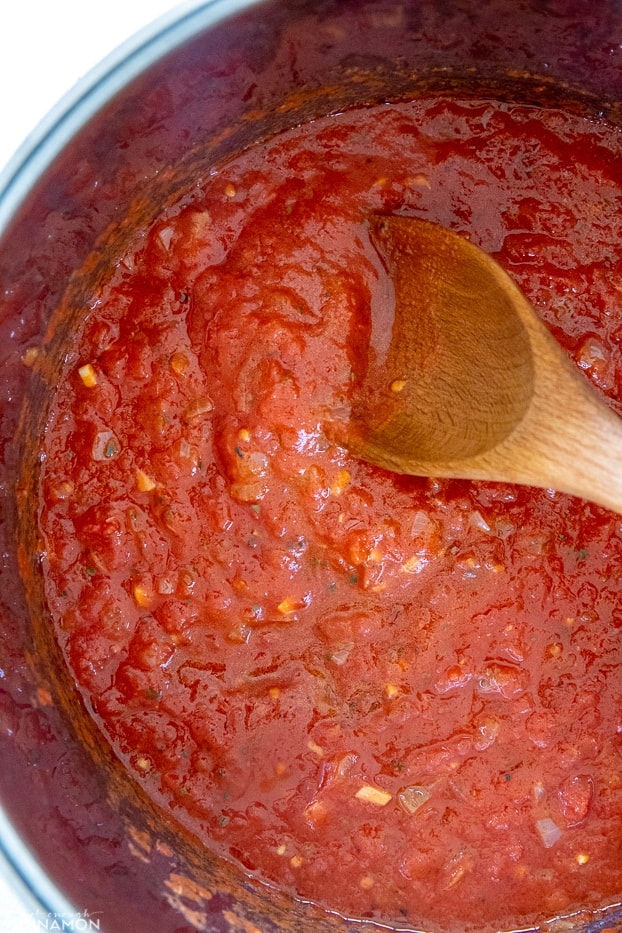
[499,331,622,514]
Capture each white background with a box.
[0,3,189,927]
[0,1,187,174]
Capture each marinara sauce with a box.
[38,99,622,932]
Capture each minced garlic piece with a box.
[390,378,407,393]
[405,173,431,189]
[136,469,157,492]
[277,596,306,615]
[78,363,97,387]
[355,785,393,807]
[330,469,350,495]
[22,346,40,367]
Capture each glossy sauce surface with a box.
[39,99,622,932]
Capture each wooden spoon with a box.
[345,215,622,514]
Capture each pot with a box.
[1,1,622,931]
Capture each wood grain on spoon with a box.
[345,215,622,514]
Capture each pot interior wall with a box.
[2,1,622,931]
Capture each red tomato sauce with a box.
[38,98,622,932]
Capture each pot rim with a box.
[0,0,264,237]
[4,2,622,930]
[0,0,264,923]
[0,805,76,925]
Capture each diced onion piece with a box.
[532,781,546,803]
[397,785,431,815]
[576,335,614,389]
[444,850,474,889]
[49,480,74,502]
[178,438,192,460]
[577,335,608,369]
[157,577,175,595]
[92,430,120,461]
[474,715,500,751]
[411,510,433,537]
[226,623,252,644]
[470,509,491,532]
[402,555,428,575]
[239,450,269,477]
[330,643,353,665]
[170,351,190,375]
[188,210,212,239]
[303,800,326,825]
[328,753,358,785]
[230,481,268,503]
[157,225,175,250]
[78,363,98,387]
[536,817,562,848]
[183,396,214,422]
[355,785,393,807]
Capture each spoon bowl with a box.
[346,216,622,514]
